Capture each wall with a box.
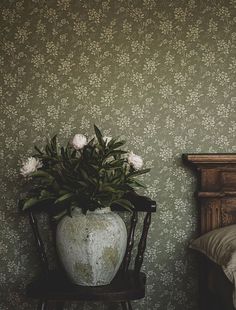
[0,0,236,309]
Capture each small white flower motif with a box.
[128,152,143,170]
[103,136,112,144]
[72,134,87,150]
[20,157,42,177]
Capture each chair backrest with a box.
[28,191,157,275]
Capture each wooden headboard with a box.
[183,154,236,235]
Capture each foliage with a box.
[19,125,150,219]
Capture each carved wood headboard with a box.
[183,154,236,235]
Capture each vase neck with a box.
[87,207,111,214]
[72,207,111,215]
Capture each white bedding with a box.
[189,224,236,308]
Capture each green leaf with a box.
[71,149,76,158]
[40,189,53,198]
[30,170,55,180]
[128,168,150,178]
[94,124,104,147]
[106,150,127,157]
[22,196,55,211]
[76,181,88,187]
[101,185,117,193]
[67,204,75,217]
[104,158,124,167]
[53,210,67,221]
[88,137,95,145]
[54,193,74,204]
[61,146,66,159]
[50,135,58,153]
[45,144,53,156]
[18,199,25,210]
[111,140,126,149]
[80,168,89,181]
[22,198,39,210]
[129,180,146,188]
[58,189,70,196]
[51,134,57,146]
[116,184,134,192]
[74,159,81,171]
[106,138,116,147]
[34,146,44,155]
[112,198,134,211]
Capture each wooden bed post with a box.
[182,153,236,234]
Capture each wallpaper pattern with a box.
[0,0,236,309]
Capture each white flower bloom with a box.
[128,152,143,170]
[72,134,87,150]
[103,136,112,144]
[20,157,42,177]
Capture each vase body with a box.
[56,207,127,286]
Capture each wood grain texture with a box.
[27,270,146,302]
[122,211,138,272]
[183,153,236,310]
[112,191,156,213]
[183,153,236,234]
[29,211,49,273]
[182,153,236,164]
[135,212,152,274]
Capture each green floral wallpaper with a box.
[0,0,236,309]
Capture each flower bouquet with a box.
[19,125,150,219]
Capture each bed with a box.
[183,154,236,310]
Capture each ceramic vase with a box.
[56,207,127,286]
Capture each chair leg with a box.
[121,301,132,310]
[54,301,65,310]
[38,300,47,310]
[121,302,128,310]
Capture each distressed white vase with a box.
[56,207,127,286]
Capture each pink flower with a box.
[20,157,42,177]
[128,152,143,170]
[72,134,87,150]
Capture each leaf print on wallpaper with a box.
[0,0,236,309]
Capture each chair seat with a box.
[26,270,146,302]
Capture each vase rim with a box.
[72,206,112,215]
[87,207,111,214]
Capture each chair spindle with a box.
[134,212,152,274]
[122,211,138,272]
[29,211,49,273]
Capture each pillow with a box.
[189,224,236,282]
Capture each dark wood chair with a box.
[25,192,157,310]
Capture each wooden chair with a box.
[25,192,157,310]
